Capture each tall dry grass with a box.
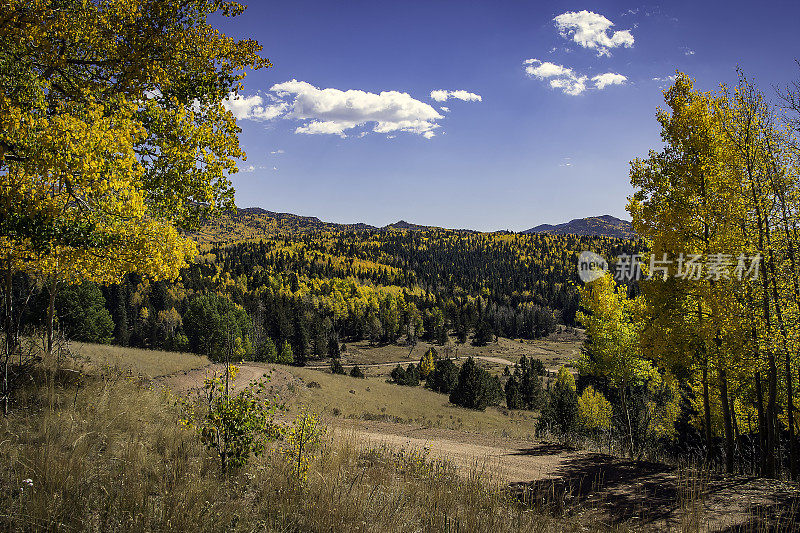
[69,342,210,378]
[0,366,588,532]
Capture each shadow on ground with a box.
[507,448,800,531]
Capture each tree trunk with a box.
[719,367,735,473]
[3,263,12,416]
[787,352,797,479]
[767,350,779,478]
[702,361,713,459]
[46,277,57,355]
[756,372,767,475]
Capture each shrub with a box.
[283,409,325,485]
[180,366,282,473]
[349,365,365,378]
[449,357,503,410]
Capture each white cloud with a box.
[270,80,443,138]
[524,59,587,95]
[270,149,285,154]
[592,72,627,89]
[440,106,450,113]
[684,48,695,56]
[430,89,482,102]
[223,93,287,120]
[553,10,634,57]
[525,59,627,95]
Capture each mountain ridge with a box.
[192,208,635,243]
[522,215,635,239]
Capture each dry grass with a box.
[0,367,590,532]
[341,328,584,375]
[69,342,210,378]
[283,366,538,439]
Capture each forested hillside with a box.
[14,225,639,364]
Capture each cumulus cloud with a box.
[268,80,443,138]
[524,59,627,95]
[592,72,627,89]
[226,81,480,139]
[553,10,634,57]
[524,59,587,95]
[223,93,287,120]
[430,89,482,102]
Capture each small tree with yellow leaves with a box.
[418,347,437,380]
[181,358,283,474]
[578,385,613,443]
[283,408,325,486]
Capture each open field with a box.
[159,361,539,439]
[47,340,800,531]
[329,328,584,378]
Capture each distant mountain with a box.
[522,215,635,239]
[382,220,432,231]
[192,208,633,244]
[191,207,378,243]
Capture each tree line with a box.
[575,70,800,478]
[6,230,638,364]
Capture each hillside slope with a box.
[191,207,378,242]
[523,215,635,239]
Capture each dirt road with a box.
[158,362,800,531]
[305,354,515,370]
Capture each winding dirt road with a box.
[158,362,800,531]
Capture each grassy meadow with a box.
[286,367,539,439]
[69,342,211,378]
[0,353,586,533]
[340,328,583,375]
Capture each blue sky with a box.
[214,1,800,232]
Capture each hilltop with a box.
[523,215,636,239]
[190,207,378,242]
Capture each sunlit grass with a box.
[69,341,210,378]
[283,366,538,439]
[0,368,583,533]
